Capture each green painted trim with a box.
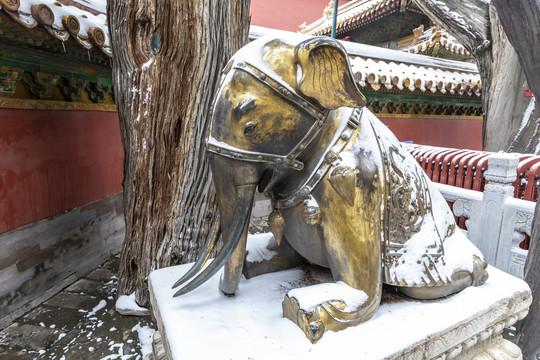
[364,92,483,107]
[0,41,112,85]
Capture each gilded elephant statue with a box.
[172,35,488,343]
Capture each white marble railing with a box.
[436,154,534,279]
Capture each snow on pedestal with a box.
[148,263,531,360]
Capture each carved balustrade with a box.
[434,154,534,280]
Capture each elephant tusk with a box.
[171,210,221,289]
[173,185,255,297]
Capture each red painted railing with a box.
[404,143,540,202]
[404,143,539,250]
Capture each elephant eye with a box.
[244,122,257,136]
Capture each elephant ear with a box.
[295,37,366,110]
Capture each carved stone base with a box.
[148,263,531,360]
[474,338,522,360]
[147,331,167,360]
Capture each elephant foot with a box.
[282,281,381,343]
[242,234,304,280]
[400,255,489,300]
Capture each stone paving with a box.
[0,255,155,360]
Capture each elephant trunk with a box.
[173,156,259,297]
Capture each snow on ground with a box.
[245,233,278,263]
[150,262,529,360]
[116,293,149,313]
[89,299,107,316]
[132,323,155,359]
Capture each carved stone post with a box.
[468,154,519,265]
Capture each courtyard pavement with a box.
[0,255,155,360]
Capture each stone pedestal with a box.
[148,264,531,360]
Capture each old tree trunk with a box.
[107,1,250,307]
[490,2,540,358]
[413,0,540,153]
[414,1,540,358]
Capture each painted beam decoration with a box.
[0,0,114,110]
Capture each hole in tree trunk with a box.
[151,32,160,54]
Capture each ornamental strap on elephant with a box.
[172,35,488,343]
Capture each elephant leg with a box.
[399,255,488,300]
[242,234,304,280]
[282,230,382,343]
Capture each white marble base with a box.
[148,264,531,360]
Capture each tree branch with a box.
[491,0,540,100]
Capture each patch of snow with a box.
[79,0,107,13]
[304,195,319,209]
[246,233,278,263]
[350,56,480,96]
[88,299,107,316]
[116,293,148,312]
[338,149,358,168]
[510,97,536,150]
[141,58,154,70]
[17,0,110,46]
[132,323,156,358]
[288,281,368,312]
[401,26,469,56]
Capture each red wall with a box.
[379,116,483,150]
[0,109,123,234]
[250,0,350,32]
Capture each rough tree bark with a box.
[413,0,540,153]
[516,202,540,359]
[490,2,540,358]
[107,0,250,307]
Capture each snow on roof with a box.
[0,0,111,56]
[300,0,421,36]
[351,56,480,96]
[399,25,470,57]
[250,25,481,98]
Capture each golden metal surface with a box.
[268,210,285,246]
[175,35,488,343]
[328,166,356,206]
